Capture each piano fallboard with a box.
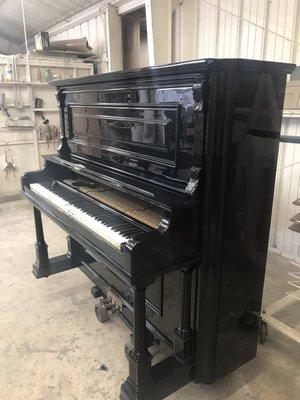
[42,154,199,210]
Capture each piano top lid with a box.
[50,58,295,89]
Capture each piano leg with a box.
[173,266,195,364]
[120,269,197,400]
[32,206,50,278]
[120,284,153,400]
[67,236,83,266]
[32,206,85,279]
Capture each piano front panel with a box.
[84,260,198,346]
[69,104,176,156]
[63,74,206,186]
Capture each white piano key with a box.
[30,183,130,250]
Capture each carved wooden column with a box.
[32,207,49,278]
[67,236,83,266]
[121,284,153,399]
[56,90,71,160]
[173,267,195,365]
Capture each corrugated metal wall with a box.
[52,16,105,54]
[172,0,300,63]
[50,1,300,64]
[270,116,300,259]
[51,13,108,73]
[48,0,300,259]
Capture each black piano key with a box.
[111,222,131,231]
[101,220,123,228]
[95,216,121,226]
[119,227,142,236]
[109,221,130,231]
[114,224,134,234]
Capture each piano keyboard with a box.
[30,182,148,250]
[63,179,164,229]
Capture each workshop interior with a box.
[0,1,299,400]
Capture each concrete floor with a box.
[0,199,299,400]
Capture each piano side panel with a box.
[196,69,288,382]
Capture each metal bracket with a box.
[185,166,201,195]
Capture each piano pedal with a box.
[95,297,117,323]
[95,288,121,323]
[91,285,104,298]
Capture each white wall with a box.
[49,3,109,73]
[52,16,107,70]
[48,0,172,72]
[172,0,300,64]
[270,117,300,260]
[47,0,300,67]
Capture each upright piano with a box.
[21,59,294,400]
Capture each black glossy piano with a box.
[21,59,294,400]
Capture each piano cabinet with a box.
[21,58,295,400]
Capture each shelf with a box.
[4,104,31,107]
[32,108,58,112]
[2,125,35,129]
[0,81,55,88]
[33,49,95,59]
[0,81,28,87]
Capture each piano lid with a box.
[50,58,295,89]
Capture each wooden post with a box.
[67,236,83,266]
[56,90,71,160]
[173,266,195,364]
[32,207,49,278]
[121,284,153,399]
[178,268,193,335]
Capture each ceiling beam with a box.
[0,31,23,45]
[46,1,109,38]
[117,0,145,15]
